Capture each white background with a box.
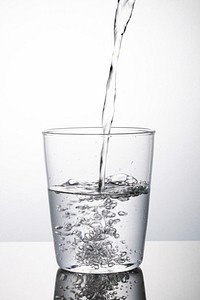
[0,0,200,241]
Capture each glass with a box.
[43,127,155,273]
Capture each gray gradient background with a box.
[0,0,199,241]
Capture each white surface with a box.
[143,241,200,299]
[0,242,56,299]
[0,0,200,241]
[0,242,199,299]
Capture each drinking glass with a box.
[43,127,155,273]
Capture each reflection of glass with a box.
[54,267,146,300]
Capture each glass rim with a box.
[42,127,155,136]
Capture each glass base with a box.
[59,262,142,274]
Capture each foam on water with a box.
[53,173,149,196]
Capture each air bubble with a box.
[118,211,127,216]
[118,196,129,202]
[55,226,63,230]
[109,173,127,184]
[57,206,67,212]
[102,210,116,218]
[69,179,78,185]
[93,264,99,269]
[63,223,72,231]
[86,245,94,251]
[113,218,120,224]
[114,233,120,239]
[59,273,67,281]
[55,231,61,235]
[108,262,115,267]
[78,292,84,297]
[89,221,102,228]
[75,276,83,285]
[93,212,102,220]
[126,175,137,184]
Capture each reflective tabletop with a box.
[0,241,199,299]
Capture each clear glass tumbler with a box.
[43,127,155,273]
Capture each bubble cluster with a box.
[50,174,149,271]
